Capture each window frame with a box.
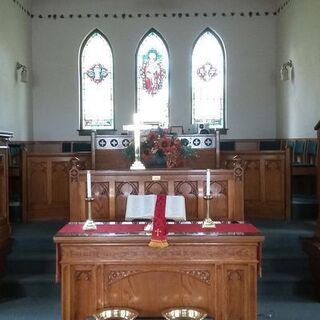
[78,28,115,136]
[191,27,227,130]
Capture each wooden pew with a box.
[69,159,244,222]
[221,149,291,220]
[22,150,91,221]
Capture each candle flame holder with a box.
[202,194,215,228]
[83,197,97,230]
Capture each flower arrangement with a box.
[124,128,196,168]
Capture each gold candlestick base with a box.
[202,194,215,228]
[83,197,97,230]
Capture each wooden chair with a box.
[286,139,295,162]
[293,139,306,164]
[305,139,318,165]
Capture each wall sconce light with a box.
[280,60,293,81]
[16,62,28,83]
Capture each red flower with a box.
[156,136,172,153]
[147,131,158,142]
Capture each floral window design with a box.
[80,29,114,131]
[136,29,169,127]
[192,28,226,128]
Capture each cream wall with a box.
[0,0,33,140]
[31,0,278,141]
[277,0,320,138]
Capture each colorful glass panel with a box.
[136,30,169,128]
[80,30,114,130]
[192,29,225,128]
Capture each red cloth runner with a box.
[56,222,259,235]
[148,194,168,248]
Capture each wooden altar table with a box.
[54,221,264,320]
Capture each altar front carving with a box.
[54,222,264,320]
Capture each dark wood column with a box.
[0,131,13,274]
[301,122,320,300]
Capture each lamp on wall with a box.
[280,60,293,81]
[16,62,28,83]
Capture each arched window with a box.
[136,29,169,128]
[79,29,114,132]
[192,28,226,128]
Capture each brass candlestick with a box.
[83,197,97,230]
[202,194,215,228]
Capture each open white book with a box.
[125,194,186,221]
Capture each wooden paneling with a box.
[24,152,91,221]
[221,150,291,219]
[95,149,216,170]
[55,231,264,320]
[69,161,244,222]
[0,131,13,274]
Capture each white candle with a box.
[206,169,210,196]
[86,170,92,198]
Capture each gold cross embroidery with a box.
[155,228,162,237]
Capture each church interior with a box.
[1,0,320,319]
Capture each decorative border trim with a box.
[12,0,32,17]
[276,0,293,15]
[30,11,278,20]
[96,135,216,150]
[12,0,294,20]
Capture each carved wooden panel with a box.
[244,160,260,201]
[71,265,97,320]
[223,265,249,320]
[211,181,228,219]
[56,233,263,320]
[28,160,48,205]
[61,244,258,262]
[174,181,198,220]
[70,169,244,222]
[92,182,110,220]
[52,161,70,204]
[264,160,283,202]
[221,150,289,219]
[115,181,139,221]
[104,266,213,317]
[144,181,168,195]
[25,153,91,221]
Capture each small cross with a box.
[123,113,152,170]
[155,228,162,237]
[110,139,118,147]
[193,138,201,146]
[98,139,106,147]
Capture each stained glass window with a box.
[136,29,169,128]
[80,29,114,131]
[192,28,226,128]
